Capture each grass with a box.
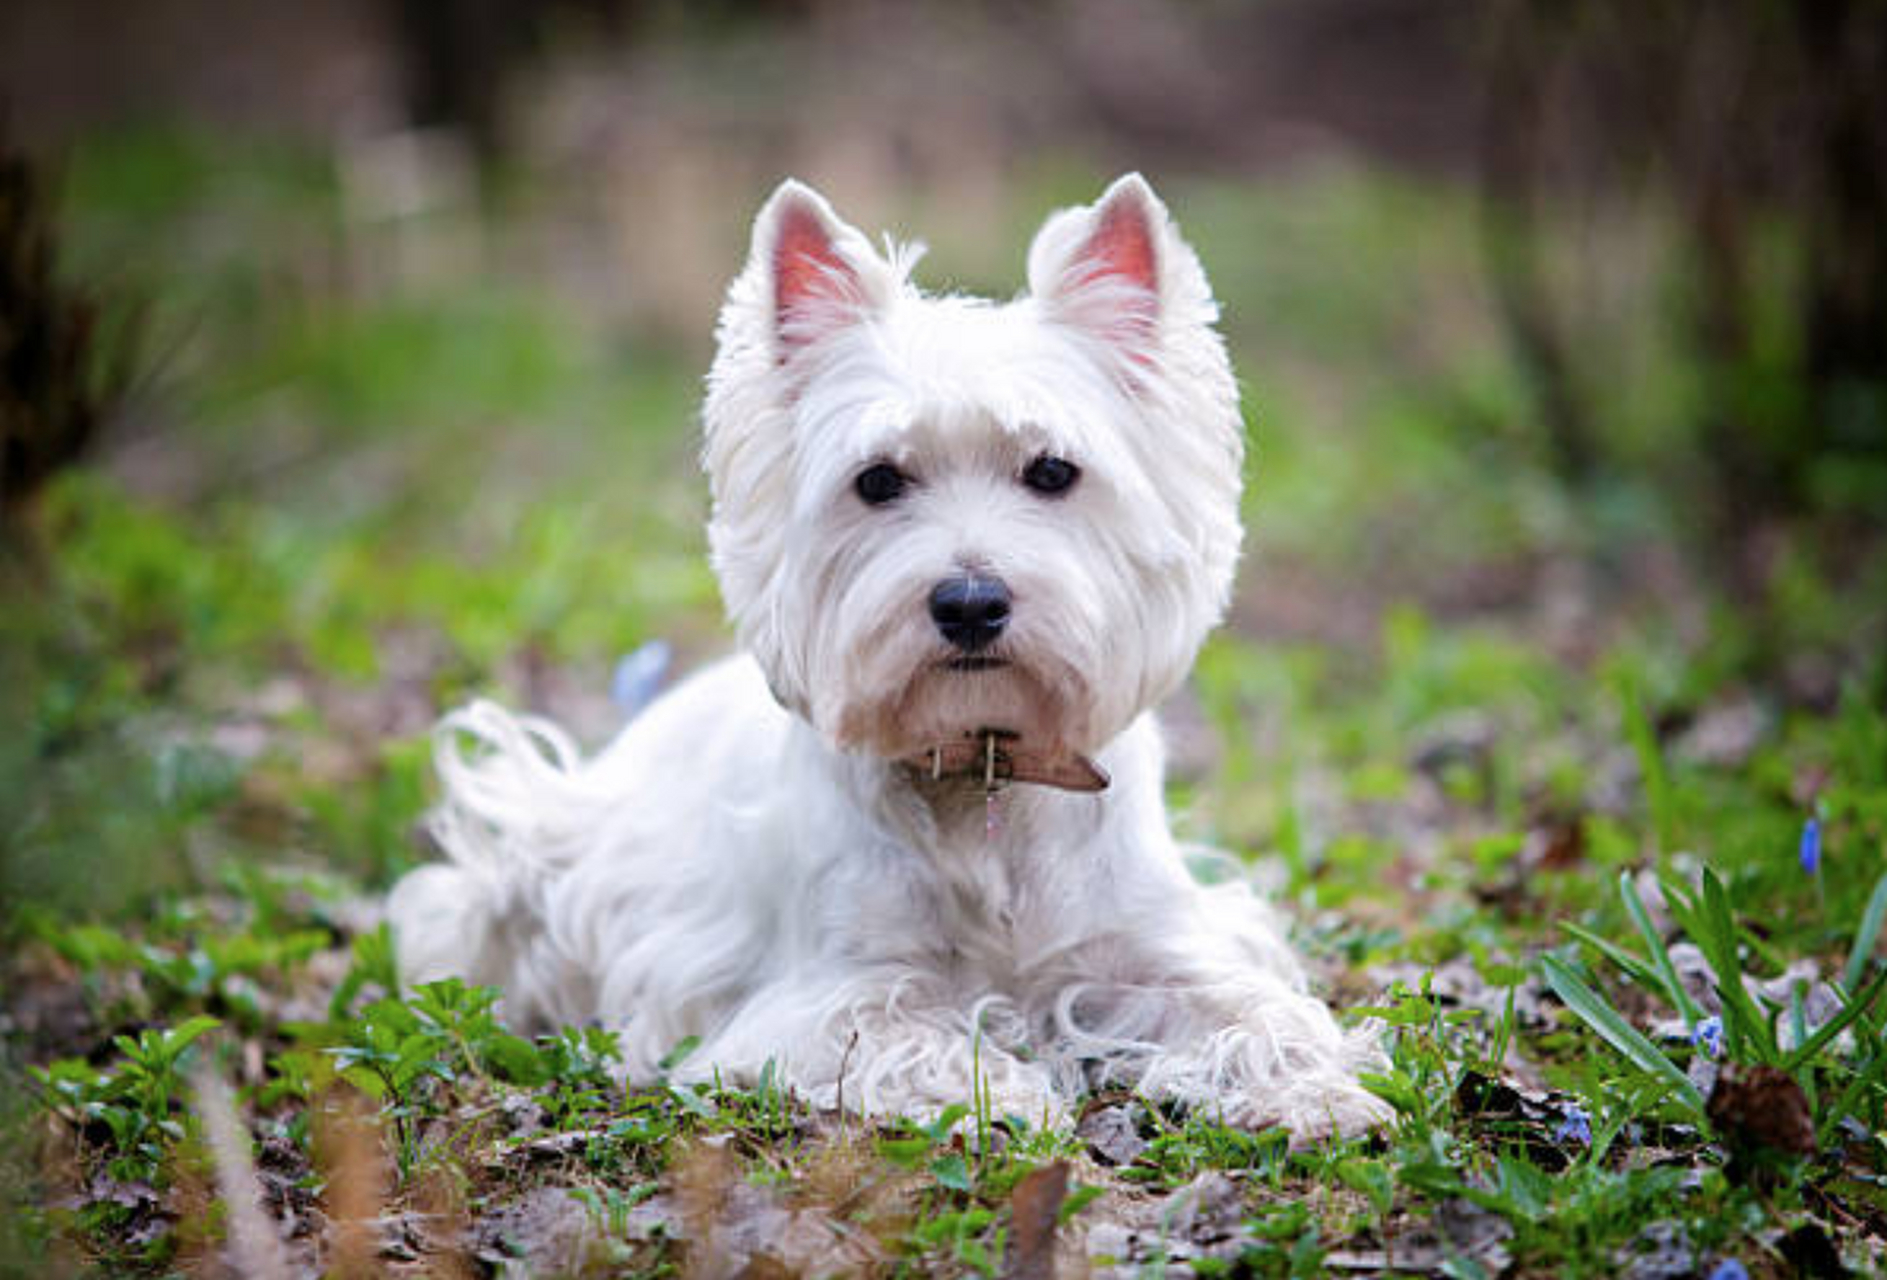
[3,128,1885,1276]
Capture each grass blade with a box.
[1617,683,1674,860]
[1791,983,1808,1056]
[1697,869,1779,1064]
[1541,954,1704,1115]
[1560,922,1663,993]
[1823,1049,1887,1142]
[1620,872,1705,1024]
[1846,871,1887,992]
[1784,964,1887,1073]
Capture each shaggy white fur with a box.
[389,175,1392,1139]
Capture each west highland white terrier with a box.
[389,175,1391,1139]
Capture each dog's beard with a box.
[824,639,1095,763]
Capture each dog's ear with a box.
[1027,174,1208,361]
[752,180,885,358]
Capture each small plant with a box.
[1551,867,1887,1144]
[567,1182,665,1268]
[33,1015,220,1185]
[329,978,545,1175]
[1227,1200,1326,1278]
[537,1024,625,1127]
[1121,1111,1293,1189]
[878,1102,977,1190]
[1357,971,1495,1137]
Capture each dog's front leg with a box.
[1065,912,1394,1142]
[677,976,1065,1128]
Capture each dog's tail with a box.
[386,700,607,1024]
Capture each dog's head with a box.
[704,176,1243,767]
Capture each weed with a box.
[33,1016,220,1186]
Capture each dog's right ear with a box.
[752,180,886,359]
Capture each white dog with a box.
[389,175,1390,1139]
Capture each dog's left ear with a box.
[1027,174,1212,361]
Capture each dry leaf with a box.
[1706,1065,1816,1159]
[1002,1160,1069,1280]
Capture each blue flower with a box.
[610,639,673,718]
[1691,1016,1723,1059]
[1554,1104,1591,1145]
[1707,1260,1749,1280]
[1799,816,1822,875]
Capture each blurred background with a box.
[2,0,1884,912]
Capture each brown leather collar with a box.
[903,729,1110,794]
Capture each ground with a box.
[2,133,1885,1278]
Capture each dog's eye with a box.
[1022,455,1080,496]
[854,463,909,506]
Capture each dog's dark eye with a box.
[854,463,909,506]
[1022,455,1080,497]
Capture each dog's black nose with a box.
[929,575,1011,653]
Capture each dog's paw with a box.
[1271,1074,1396,1146]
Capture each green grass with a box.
[3,128,1885,1276]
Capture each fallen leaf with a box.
[1438,1196,1515,1275]
[1002,1161,1068,1280]
[1706,1066,1816,1160]
[1160,1171,1243,1243]
[1075,1105,1147,1167]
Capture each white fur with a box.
[389,175,1391,1139]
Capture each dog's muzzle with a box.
[904,728,1110,794]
